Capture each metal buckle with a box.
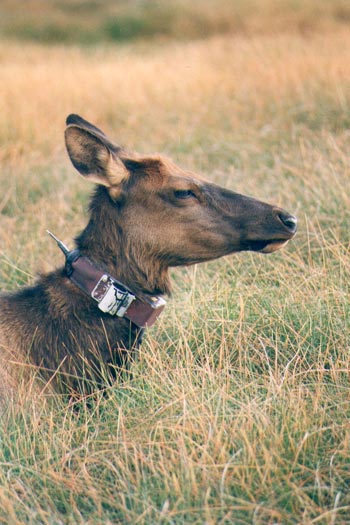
[91,275,135,317]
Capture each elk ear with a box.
[65,124,129,187]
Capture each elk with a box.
[0,114,297,400]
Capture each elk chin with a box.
[259,239,290,254]
[244,238,291,254]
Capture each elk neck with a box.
[74,186,171,298]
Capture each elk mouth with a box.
[246,238,291,254]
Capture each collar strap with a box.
[68,254,166,327]
[47,231,166,328]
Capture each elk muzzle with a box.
[250,207,297,254]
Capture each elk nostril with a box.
[277,211,298,232]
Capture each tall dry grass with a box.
[1,28,350,524]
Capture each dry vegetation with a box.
[1,5,350,524]
[1,0,350,43]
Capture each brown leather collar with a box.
[48,231,166,328]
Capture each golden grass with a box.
[0,31,349,146]
[1,28,350,524]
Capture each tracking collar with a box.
[47,231,166,328]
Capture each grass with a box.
[1,15,350,525]
[1,0,350,44]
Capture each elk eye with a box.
[174,189,196,199]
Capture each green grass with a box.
[1,0,350,44]
[1,26,350,524]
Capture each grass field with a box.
[1,0,350,44]
[1,4,350,524]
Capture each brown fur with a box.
[0,114,297,401]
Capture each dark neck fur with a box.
[74,186,171,297]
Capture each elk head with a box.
[65,115,297,288]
